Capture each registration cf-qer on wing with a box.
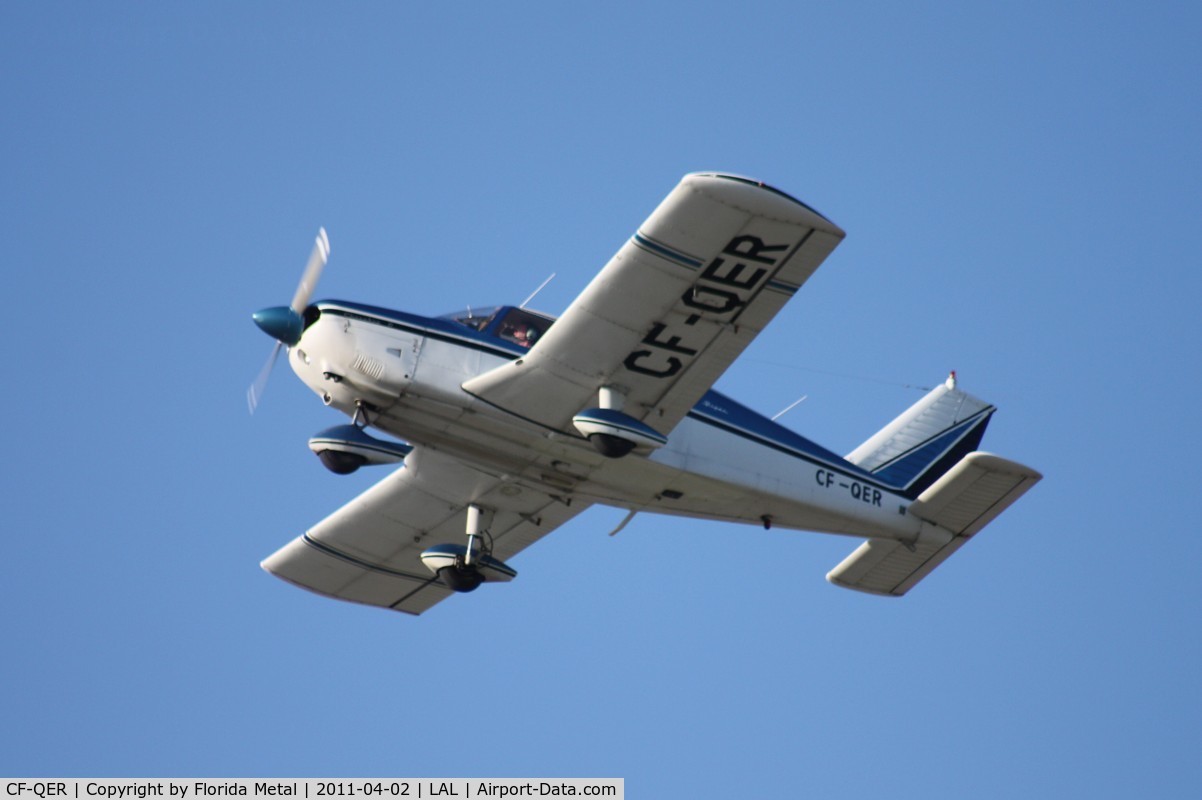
[249,173,1041,614]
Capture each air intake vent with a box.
[352,352,385,380]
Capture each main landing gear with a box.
[308,401,413,475]
[419,504,518,592]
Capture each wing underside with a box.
[262,448,590,614]
[462,173,845,437]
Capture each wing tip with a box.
[683,172,844,235]
[825,571,906,597]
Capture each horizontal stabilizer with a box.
[907,452,1042,537]
[827,452,1041,596]
[825,534,964,598]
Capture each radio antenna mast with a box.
[519,273,556,309]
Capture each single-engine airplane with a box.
[250,173,1041,615]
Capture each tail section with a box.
[845,373,994,499]
[829,375,1041,597]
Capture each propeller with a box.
[247,228,330,413]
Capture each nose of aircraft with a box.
[246,227,329,414]
[252,305,304,346]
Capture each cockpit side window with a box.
[496,308,549,348]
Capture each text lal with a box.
[430,785,583,796]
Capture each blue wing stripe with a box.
[301,533,432,583]
[632,232,704,270]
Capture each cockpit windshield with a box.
[443,306,501,331]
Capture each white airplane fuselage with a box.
[289,299,926,545]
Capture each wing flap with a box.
[262,448,589,615]
[826,452,1041,596]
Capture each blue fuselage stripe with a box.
[684,409,896,492]
[320,302,525,358]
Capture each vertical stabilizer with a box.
[845,374,995,499]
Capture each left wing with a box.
[462,173,845,436]
[262,448,591,615]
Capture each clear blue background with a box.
[4,2,1199,796]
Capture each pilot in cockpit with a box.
[497,308,547,348]
[507,322,539,348]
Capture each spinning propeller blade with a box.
[247,341,284,414]
[247,228,330,414]
[291,227,330,314]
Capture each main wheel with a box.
[589,433,635,458]
[438,565,484,593]
[317,449,367,474]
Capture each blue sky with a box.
[3,2,1200,795]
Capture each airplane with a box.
[249,172,1041,615]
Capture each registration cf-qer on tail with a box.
[250,173,1041,614]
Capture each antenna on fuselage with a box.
[519,273,556,309]
[771,394,808,422]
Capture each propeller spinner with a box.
[247,228,330,413]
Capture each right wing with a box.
[262,448,591,615]
[462,173,845,437]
